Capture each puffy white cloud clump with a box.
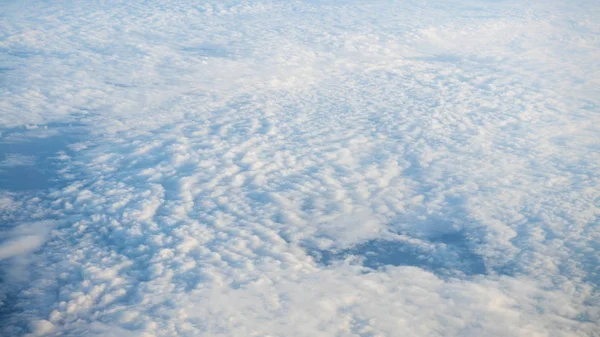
[1,0,599,336]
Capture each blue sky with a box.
[1,0,599,336]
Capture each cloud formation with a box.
[1,0,599,336]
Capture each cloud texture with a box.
[1,0,599,336]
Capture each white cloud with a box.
[1,0,599,336]
[0,221,56,260]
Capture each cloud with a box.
[0,221,56,260]
[0,154,35,168]
[1,0,599,336]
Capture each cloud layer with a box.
[1,0,599,336]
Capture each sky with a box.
[1,0,600,336]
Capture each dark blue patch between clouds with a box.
[0,123,85,191]
[309,231,488,277]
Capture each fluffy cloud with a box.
[1,0,599,336]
